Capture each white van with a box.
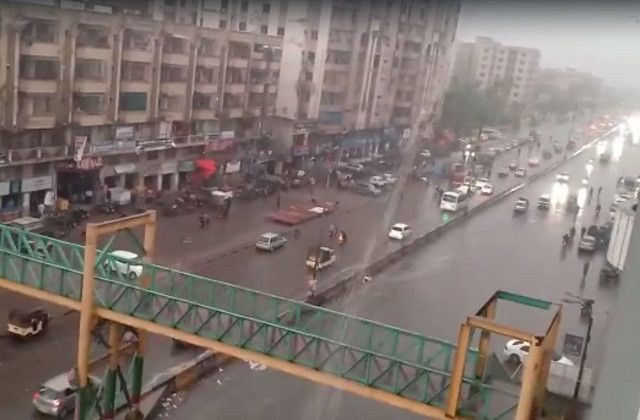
[440,191,469,212]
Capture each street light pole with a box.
[573,299,594,400]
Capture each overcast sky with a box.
[456,0,640,89]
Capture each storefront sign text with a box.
[225,161,241,174]
[89,142,136,155]
[221,131,235,140]
[114,164,137,174]
[22,176,53,193]
[57,157,103,171]
[136,139,175,151]
[116,126,135,140]
[293,120,317,134]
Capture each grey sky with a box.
[456,0,640,89]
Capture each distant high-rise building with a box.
[451,36,541,106]
[0,0,459,216]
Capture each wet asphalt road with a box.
[157,128,635,420]
[0,118,597,417]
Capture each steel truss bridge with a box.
[0,212,560,419]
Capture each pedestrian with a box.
[338,230,347,245]
[580,227,586,238]
[487,169,492,178]
[597,186,602,198]
[276,194,281,210]
[307,275,317,299]
[583,261,590,279]
[199,215,205,229]
[203,213,210,228]
[328,223,337,238]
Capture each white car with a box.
[420,149,431,158]
[556,172,570,183]
[382,173,397,185]
[614,193,632,205]
[105,250,143,279]
[515,167,527,177]
[474,178,490,190]
[480,184,494,195]
[369,175,387,188]
[388,223,412,240]
[528,157,540,167]
[503,339,575,367]
[578,235,597,251]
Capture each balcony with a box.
[194,83,218,94]
[123,49,153,63]
[74,79,108,93]
[160,82,188,96]
[220,108,243,119]
[76,46,111,60]
[173,134,210,148]
[118,111,149,124]
[251,60,267,70]
[159,110,184,121]
[392,115,411,125]
[19,79,57,94]
[226,83,246,94]
[72,113,108,126]
[120,81,151,92]
[196,56,221,67]
[19,115,56,129]
[227,57,249,68]
[20,42,60,58]
[192,109,217,120]
[162,53,189,66]
[324,62,350,72]
[0,145,71,166]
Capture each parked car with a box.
[255,232,287,252]
[388,223,412,240]
[503,339,574,367]
[508,161,518,170]
[515,167,527,177]
[528,157,540,167]
[480,184,494,195]
[474,178,490,190]
[382,173,397,185]
[578,235,597,252]
[33,372,100,417]
[105,250,144,280]
[369,175,387,189]
[350,182,382,197]
[498,167,509,178]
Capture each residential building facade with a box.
[0,0,460,217]
[451,36,540,106]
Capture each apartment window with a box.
[73,94,105,115]
[31,95,54,115]
[75,59,106,80]
[159,95,185,111]
[24,20,57,44]
[147,151,159,160]
[121,61,149,82]
[193,93,214,109]
[123,30,151,51]
[20,57,58,80]
[311,30,318,40]
[308,52,316,62]
[77,24,110,48]
[161,65,188,82]
[219,20,227,29]
[164,36,187,54]
[260,25,268,34]
[277,27,285,36]
[199,39,219,57]
[120,92,147,111]
[239,22,247,31]
[196,66,217,83]
[262,3,270,13]
[221,0,228,9]
[241,1,248,12]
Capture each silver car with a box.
[33,373,100,417]
[255,232,287,251]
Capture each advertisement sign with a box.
[115,126,135,140]
[21,176,53,193]
[562,334,585,357]
[293,120,317,134]
[114,164,137,174]
[73,135,88,163]
[221,131,235,140]
[57,157,103,171]
[225,161,241,174]
[136,139,174,151]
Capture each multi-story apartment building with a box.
[0,0,459,217]
[451,36,540,106]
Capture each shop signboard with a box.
[115,126,135,141]
[136,139,175,152]
[225,161,241,174]
[0,181,9,196]
[178,160,195,172]
[207,139,234,152]
[89,141,136,155]
[57,157,103,171]
[114,164,137,174]
[21,176,53,193]
[205,132,221,141]
[221,131,235,140]
[74,135,88,163]
[293,120,317,135]
[161,162,178,174]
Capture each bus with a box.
[440,191,469,212]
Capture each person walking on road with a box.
[276,194,281,210]
[580,226,586,238]
[597,186,602,198]
[328,223,337,238]
[583,261,590,280]
[307,275,317,299]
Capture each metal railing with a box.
[0,145,72,165]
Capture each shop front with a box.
[114,164,138,189]
[178,160,195,189]
[338,129,382,161]
[56,157,103,205]
[21,175,54,216]
[0,180,21,221]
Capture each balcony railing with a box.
[0,146,71,166]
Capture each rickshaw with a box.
[7,308,50,339]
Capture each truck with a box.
[606,202,636,274]
[449,162,465,188]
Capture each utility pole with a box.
[563,293,595,401]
